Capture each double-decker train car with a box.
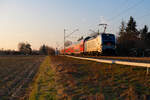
[61,33,116,55]
[62,40,84,54]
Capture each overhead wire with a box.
[136,12,150,20]
[108,0,145,22]
[105,0,146,34]
[97,0,132,33]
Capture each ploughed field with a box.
[30,56,150,100]
[0,56,44,100]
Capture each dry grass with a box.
[27,56,150,100]
[49,56,150,100]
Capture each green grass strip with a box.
[29,56,57,100]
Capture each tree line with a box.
[117,16,150,56]
[0,16,149,56]
[0,43,55,56]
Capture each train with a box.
[60,33,116,55]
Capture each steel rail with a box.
[65,55,150,74]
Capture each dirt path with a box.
[29,56,57,100]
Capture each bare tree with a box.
[65,40,72,47]
[39,44,55,55]
[18,42,32,55]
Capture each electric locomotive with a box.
[61,33,116,55]
[84,33,116,55]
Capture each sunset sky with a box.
[0,0,150,50]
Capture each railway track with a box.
[75,55,150,63]
[65,55,150,74]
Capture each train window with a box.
[102,34,115,41]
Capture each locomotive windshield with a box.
[102,34,115,45]
[102,34,115,41]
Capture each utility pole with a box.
[63,29,79,55]
[55,42,59,55]
[64,29,66,55]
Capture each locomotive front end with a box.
[101,33,116,55]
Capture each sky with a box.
[0,0,150,50]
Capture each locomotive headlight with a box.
[107,43,111,46]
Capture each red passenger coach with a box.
[61,40,84,55]
[73,40,84,54]
[60,33,116,55]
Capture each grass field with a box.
[29,56,150,100]
[1,55,150,100]
[0,56,44,100]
